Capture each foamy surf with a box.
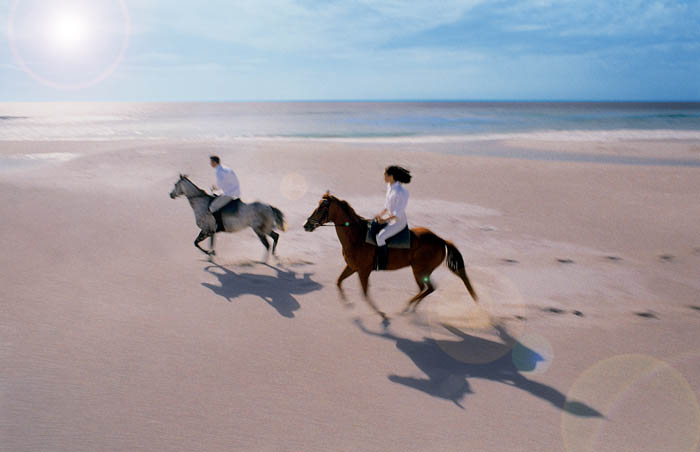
[1,102,698,142]
[0,152,79,172]
[310,129,700,144]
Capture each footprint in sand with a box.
[605,255,622,262]
[572,310,584,317]
[543,307,565,314]
[689,306,700,312]
[502,258,519,264]
[556,258,575,264]
[635,311,658,319]
[658,254,675,262]
[692,248,700,256]
[514,315,527,321]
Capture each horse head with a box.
[170,174,200,199]
[169,174,188,199]
[304,192,334,231]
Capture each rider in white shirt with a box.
[209,156,241,227]
[374,165,411,270]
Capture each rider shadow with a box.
[354,319,602,416]
[202,262,322,318]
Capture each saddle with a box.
[211,197,241,232]
[364,220,411,249]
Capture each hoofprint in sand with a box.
[2,138,699,452]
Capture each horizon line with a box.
[2,99,700,104]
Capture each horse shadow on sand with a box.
[355,319,602,416]
[202,262,322,318]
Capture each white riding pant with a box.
[209,196,234,213]
[376,218,407,246]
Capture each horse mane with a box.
[181,175,211,198]
[325,194,368,224]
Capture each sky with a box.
[1,0,699,101]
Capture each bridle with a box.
[305,218,351,227]
[306,197,357,228]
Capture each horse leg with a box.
[254,229,271,262]
[194,230,213,255]
[410,278,435,313]
[403,265,436,313]
[269,231,280,256]
[358,269,387,320]
[209,233,216,256]
[336,265,356,304]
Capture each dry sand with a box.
[2,138,700,451]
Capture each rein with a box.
[308,198,369,228]
[307,219,354,227]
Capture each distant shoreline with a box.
[1,102,698,143]
[2,100,700,104]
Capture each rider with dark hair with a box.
[374,165,411,270]
[384,165,412,184]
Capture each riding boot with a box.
[375,245,388,271]
[213,210,225,232]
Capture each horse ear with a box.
[324,190,330,197]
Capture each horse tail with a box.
[271,206,287,231]
[444,240,478,302]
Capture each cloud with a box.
[122,0,700,67]
[130,52,182,64]
[502,0,698,38]
[129,0,483,52]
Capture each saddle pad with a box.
[210,198,241,232]
[365,223,411,249]
[219,198,241,215]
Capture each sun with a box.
[9,0,130,88]
[49,11,89,52]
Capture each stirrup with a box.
[375,245,388,270]
[213,210,225,232]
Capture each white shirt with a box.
[216,164,241,198]
[385,182,409,224]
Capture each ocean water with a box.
[1,102,699,142]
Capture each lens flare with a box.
[427,266,527,365]
[562,354,700,452]
[512,332,554,375]
[8,0,130,89]
[280,172,308,201]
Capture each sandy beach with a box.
[2,137,700,451]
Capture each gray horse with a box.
[170,175,286,259]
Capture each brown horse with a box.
[303,193,478,319]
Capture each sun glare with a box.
[9,0,130,88]
[49,12,89,52]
